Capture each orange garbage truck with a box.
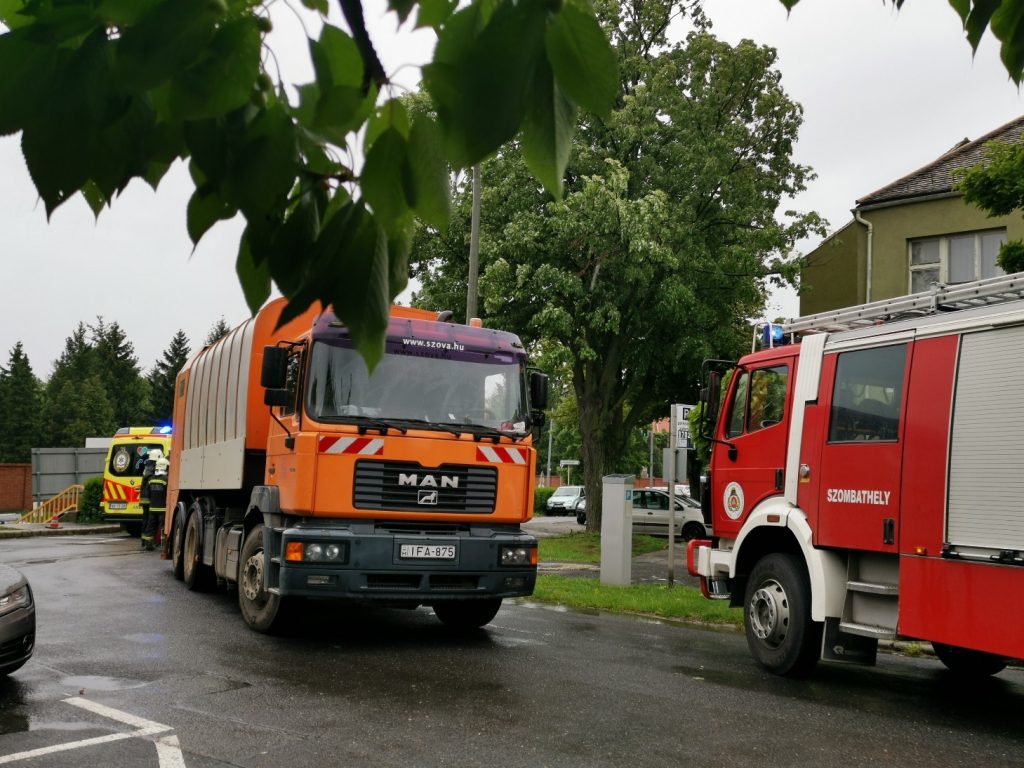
[164,298,547,633]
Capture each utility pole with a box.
[466,164,481,320]
[648,424,654,487]
[546,421,553,486]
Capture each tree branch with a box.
[338,0,388,94]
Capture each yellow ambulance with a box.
[101,427,172,536]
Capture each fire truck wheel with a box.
[183,510,214,592]
[170,510,185,581]
[932,642,1007,677]
[433,599,502,630]
[743,553,822,677]
[238,526,291,634]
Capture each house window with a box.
[909,229,1006,291]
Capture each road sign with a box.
[559,459,580,466]
[671,404,695,450]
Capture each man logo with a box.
[418,489,439,505]
[399,473,459,489]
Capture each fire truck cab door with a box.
[813,342,910,553]
[711,359,793,538]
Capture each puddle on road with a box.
[60,675,148,693]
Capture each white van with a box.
[546,485,584,514]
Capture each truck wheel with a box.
[744,553,822,677]
[932,642,1007,677]
[170,510,185,581]
[238,526,291,634]
[433,599,502,630]
[183,509,214,592]
[681,521,705,542]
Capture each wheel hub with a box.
[749,578,789,648]
[241,552,264,602]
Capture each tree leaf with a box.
[236,230,272,314]
[364,98,411,149]
[0,30,58,136]
[0,0,33,30]
[97,0,163,27]
[164,17,262,121]
[545,2,619,118]
[388,0,416,23]
[80,181,107,217]
[416,0,456,29]
[948,0,970,22]
[224,104,299,219]
[300,0,329,13]
[314,84,375,144]
[522,57,576,198]
[424,0,547,167]
[991,0,1024,83]
[114,0,223,90]
[361,127,411,231]
[407,114,451,227]
[310,25,363,90]
[187,187,236,245]
[963,0,1000,51]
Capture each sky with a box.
[1,0,1022,379]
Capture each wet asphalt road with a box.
[1,534,1023,768]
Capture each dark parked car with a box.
[0,564,35,676]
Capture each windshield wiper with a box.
[335,416,408,435]
[381,418,467,438]
[446,422,524,443]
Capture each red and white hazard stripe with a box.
[476,446,527,464]
[318,436,384,456]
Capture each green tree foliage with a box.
[0,342,43,462]
[91,318,151,428]
[48,374,116,448]
[413,1,823,529]
[148,330,191,425]
[956,139,1024,273]
[0,0,618,369]
[204,317,231,346]
[78,476,104,522]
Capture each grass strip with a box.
[531,573,742,628]
[537,532,665,563]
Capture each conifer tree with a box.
[0,343,43,462]
[148,330,191,426]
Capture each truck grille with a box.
[354,460,497,514]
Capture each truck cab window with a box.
[828,344,907,442]
[725,365,788,438]
[281,350,302,416]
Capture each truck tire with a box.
[433,598,502,630]
[238,525,292,634]
[743,553,822,677]
[183,509,214,592]
[932,642,1007,677]
[170,509,185,581]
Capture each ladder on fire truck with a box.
[777,272,1024,338]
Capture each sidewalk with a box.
[0,521,123,538]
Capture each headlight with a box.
[0,585,30,616]
[285,541,349,563]
[500,546,537,567]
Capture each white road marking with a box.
[0,697,187,767]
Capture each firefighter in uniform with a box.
[140,449,166,551]
[138,450,155,549]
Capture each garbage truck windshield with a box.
[305,340,529,434]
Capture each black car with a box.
[0,564,35,676]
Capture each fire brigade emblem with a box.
[112,447,131,474]
[724,482,745,520]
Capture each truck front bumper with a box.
[272,521,537,602]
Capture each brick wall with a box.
[0,464,32,512]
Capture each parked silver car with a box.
[546,485,584,514]
[0,564,35,676]
[575,488,709,541]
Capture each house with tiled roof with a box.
[799,114,1024,316]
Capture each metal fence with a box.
[31,447,106,504]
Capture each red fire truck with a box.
[688,273,1024,677]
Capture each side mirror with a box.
[704,371,722,425]
[529,370,549,410]
[261,346,287,389]
[264,388,289,407]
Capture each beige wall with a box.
[800,196,1024,316]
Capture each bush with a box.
[77,476,104,523]
[534,486,556,514]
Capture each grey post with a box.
[600,474,635,585]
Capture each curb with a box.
[0,524,123,538]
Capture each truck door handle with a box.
[883,518,895,545]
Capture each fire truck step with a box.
[846,580,899,595]
[837,620,896,640]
